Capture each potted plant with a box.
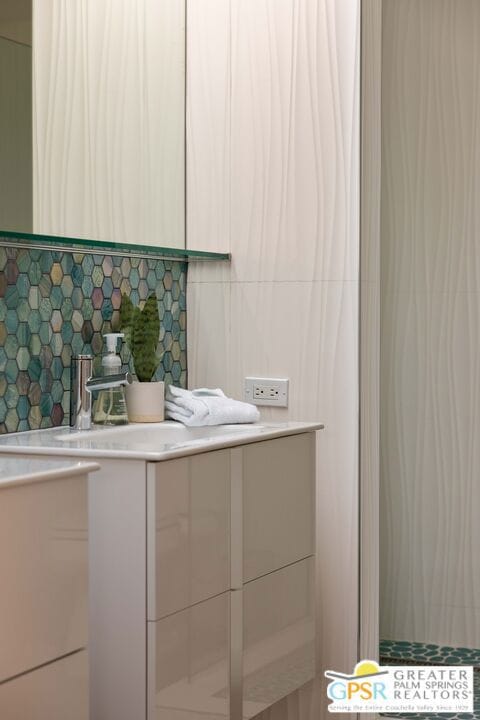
[119,293,165,422]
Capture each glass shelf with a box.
[0,230,230,263]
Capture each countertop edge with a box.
[0,423,324,462]
[0,461,100,489]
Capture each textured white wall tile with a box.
[187,281,231,392]
[187,1,361,717]
[381,0,480,648]
[229,0,360,283]
[33,0,185,247]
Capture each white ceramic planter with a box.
[125,381,164,423]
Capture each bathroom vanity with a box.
[0,421,321,720]
[0,458,99,720]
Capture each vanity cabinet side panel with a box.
[147,450,230,620]
[243,433,315,583]
[0,474,87,682]
[88,459,147,720]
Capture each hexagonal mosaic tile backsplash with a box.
[0,245,187,433]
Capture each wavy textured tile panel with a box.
[32,0,185,248]
[380,0,480,649]
[187,2,361,717]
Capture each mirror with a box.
[0,0,185,250]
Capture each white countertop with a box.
[0,421,324,461]
[0,457,100,489]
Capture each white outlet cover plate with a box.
[244,377,289,407]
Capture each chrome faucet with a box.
[70,354,132,430]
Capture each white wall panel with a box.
[381,0,480,648]
[32,0,185,247]
[187,1,361,717]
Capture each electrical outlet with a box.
[244,377,289,407]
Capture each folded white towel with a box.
[165,386,260,427]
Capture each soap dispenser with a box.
[93,333,129,425]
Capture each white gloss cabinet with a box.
[76,430,317,720]
[145,432,316,720]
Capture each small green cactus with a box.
[119,293,161,382]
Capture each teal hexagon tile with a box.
[62,322,74,344]
[61,346,71,369]
[50,286,63,310]
[72,287,83,309]
[17,323,31,346]
[28,405,42,429]
[130,268,140,289]
[39,297,52,321]
[38,275,52,298]
[17,396,30,421]
[39,346,53,369]
[5,308,19,333]
[61,297,73,321]
[51,357,63,381]
[5,384,19,409]
[71,310,83,332]
[61,253,74,275]
[82,275,94,297]
[40,417,51,429]
[51,380,63,403]
[71,334,84,355]
[0,347,7,372]
[171,361,182,383]
[101,299,113,320]
[130,290,140,306]
[39,252,53,273]
[0,302,6,322]
[138,279,148,298]
[28,261,42,285]
[0,397,6,422]
[28,286,40,309]
[39,368,53,393]
[27,310,41,333]
[29,334,41,356]
[102,277,113,298]
[51,310,62,332]
[5,408,19,432]
[112,267,122,286]
[28,381,41,405]
[71,263,84,286]
[5,285,19,309]
[0,376,6,397]
[130,257,140,269]
[40,393,53,417]
[51,333,63,356]
[82,299,94,321]
[62,275,74,298]
[82,255,94,275]
[17,298,30,322]
[92,265,103,287]
[92,332,103,354]
[16,347,30,371]
[154,260,165,279]
[5,335,19,359]
[17,273,30,298]
[147,269,156,287]
[28,357,42,382]
[39,321,52,345]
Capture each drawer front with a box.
[0,649,88,720]
[242,558,315,719]
[148,592,231,720]
[0,475,88,682]
[243,433,315,582]
[147,451,230,620]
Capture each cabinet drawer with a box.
[0,475,88,682]
[243,558,315,718]
[0,649,88,720]
[148,592,230,720]
[147,451,230,620]
[243,434,315,582]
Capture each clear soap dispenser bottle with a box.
[93,333,129,425]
